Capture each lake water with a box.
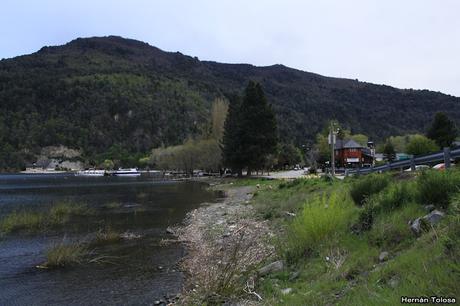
[0,174,218,305]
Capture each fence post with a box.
[410,156,415,171]
[444,147,451,169]
[357,167,361,176]
[345,169,349,177]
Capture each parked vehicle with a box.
[432,163,455,171]
[404,165,430,172]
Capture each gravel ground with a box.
[175,184,275,305]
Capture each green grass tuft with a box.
[0,201,90,234]
[44,241,89,268]
[417,169,460,209]
[0,210,45,233]
[350,173,390,206]
[285,192,356,262]
[93,226,121,245]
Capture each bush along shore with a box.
[176,168,460,305]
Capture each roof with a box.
[334,139,364,150]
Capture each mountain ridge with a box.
[0,35,459,168]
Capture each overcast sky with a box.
[1,0,459,96]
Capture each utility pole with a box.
[329,122,336,176]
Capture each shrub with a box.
[278,178,305,189]
[350,174,390,206]
[285,192,355,261]
[368,202,423,249]
[417,170,460,209]
[375,181,415,211]
[353,203,376,232]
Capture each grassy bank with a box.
[245,169,460,305]
[0,201,91,234]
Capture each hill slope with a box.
[0,36,459,168]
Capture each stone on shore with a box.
[410,210,445,236]
[258,260,284,276]
[379,251,389,262]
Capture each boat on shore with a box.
[76,169,106,176]
[112,168,141,177]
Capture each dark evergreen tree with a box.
[222,82,278,176]
[427,112,457,148]
[383,140,396,162]
[222,95,244,176]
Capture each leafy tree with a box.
[427,112,457,148]
[101,159,114,170]
[406,134,439,156]
[210,98,228,140]
[349,134,368,147]
[314,133,330,164]
[150,99,228,175]
[277,143,303,169]
[383,140,396,162]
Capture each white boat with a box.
[112,168,141,177]
[76,169,106,176]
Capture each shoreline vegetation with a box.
[176,167,460,305]
[0,201,91,234]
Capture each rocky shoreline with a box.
[173,182,275,305]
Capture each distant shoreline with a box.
[19,169,73,174]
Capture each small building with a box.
[334,139,374,168]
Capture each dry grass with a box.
[94,227,121,245]
[176,186,274,304]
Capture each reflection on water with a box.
[0,174,217,305]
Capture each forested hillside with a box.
[0,35,459,169]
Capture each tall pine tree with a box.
[222,94,245,176]
[427,112,457,148]
[222,81,278,176]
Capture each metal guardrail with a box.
[347,147,460,175]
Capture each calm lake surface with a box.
[0,174,219,305]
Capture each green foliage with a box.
[368,202,424,250]
[285,192,355,262]
[44,241,89,268]
[0,210,45,233]
[277,143,303,168]
[150,98,228,173]
[349,174,390,206]
[417,169,460,209]
[1,36,459,170]
[0,201,90,234]
[406,134,439,156]
[222,81,278,175]
[252,171,460,305]
[101,159,114,170]
[354,203,376,232]
[374,181,416,211]
[382,139,396,161]
[427,112,457,148]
